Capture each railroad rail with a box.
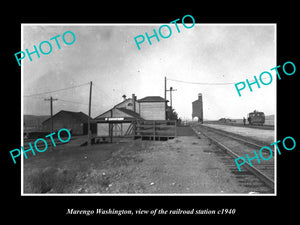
[203,121,274,130]
[192,124,275,193]
[200,125,272,153]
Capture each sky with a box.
[22,23,276,120]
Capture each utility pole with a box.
[164,76,167,119]
[164,76,167,101]
[166,86,177,108]
[87,81,92,146]
[44,96,58,151]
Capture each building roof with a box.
[138,96,167,102]
[42,110,92,124]
[192,99,201,104]
[117,107,142,119]
[94,107,142,121]
[114,98,132,109]
[94,95,166,121]
[94,98,133,119]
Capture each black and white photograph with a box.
[4,5,299,220]
[21,23,276,195]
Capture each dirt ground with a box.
[23,126,263,194]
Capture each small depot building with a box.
[95,108,142,137]
[94,95,167,137]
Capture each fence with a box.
[134,120,177,140]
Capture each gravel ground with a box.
[24,127,270,194]
[84,131,264,194]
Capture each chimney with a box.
[132,94,136,112]
[198,93,202,100]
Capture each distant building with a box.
[24,115,50,132]
[42,110,93,135]
[192,93,203,123]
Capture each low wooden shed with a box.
[42,110,93,135]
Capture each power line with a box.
[92,83,109,98]
[24,82,90,97]
[23,96,96,106]
[58,98,90,106]
[167,78,236,85]
[167,77,271,85]
[24,94,100,108]
[92,82,117,99]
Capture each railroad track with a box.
[192,124,275,193]
[204,122,274,130]
[201,125,271,151]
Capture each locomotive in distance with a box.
[247,110,265,125]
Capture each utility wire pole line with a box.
[164,76,167,119]
[166,86,177,108]
[164,76,167,101]
[87,81,92,146]
[44,96,58,151]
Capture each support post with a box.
[44,96,57,151]
[87,81,92,146]
[153,121,156,141]
[164,76,167,120]
[109,123,113,143]
[174,120,177,138]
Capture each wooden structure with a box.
[134,120,177,140]
[91,119,176,143]
[138,96,167,120]
[94,107,141,137]
[93,118,136,143]
[93,94,175,142]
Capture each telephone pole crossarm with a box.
[166,86,177,108]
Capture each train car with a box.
[247,110,265,125]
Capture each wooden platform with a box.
[134,120,177,140]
